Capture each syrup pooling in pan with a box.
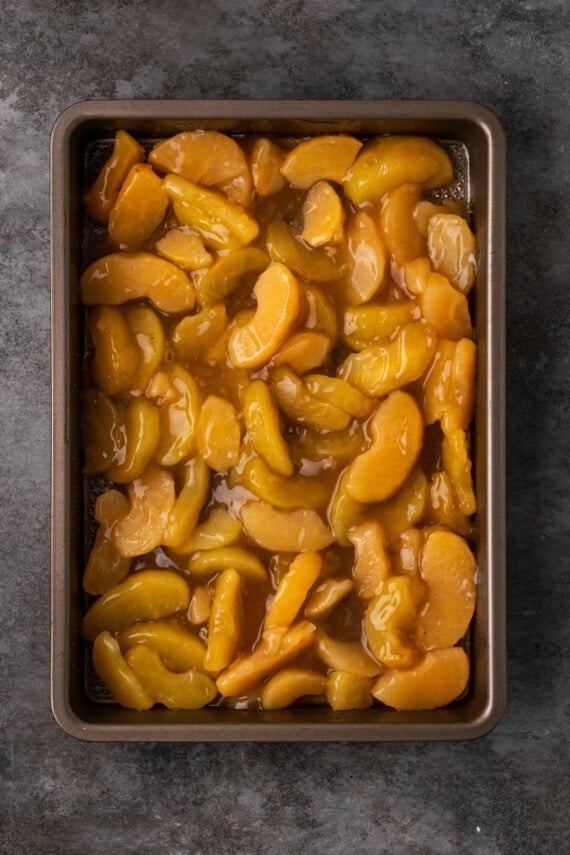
[80,129,477,712]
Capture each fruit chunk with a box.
[426,471,472,537]
[338,322,436,398]
[195,245,268,305]
[304,576,353,619]
[83,130,144,225]
[270,367,351,432]
[155,227,213,270]
[281,135,362,188]
[427,213,476,294]
[227,262,301,369]
[148,365,201,468]
[240,501,334,552]
[344,391,424,504]
[372,647,469,710]
[271,331,332,374]
[266,220,342,282]
[126,645,217,709]
[82,569,190,640]
[374,468,428,544]
[204,568,243,673]
[118,619,207,671]
[105,397,160,483]
[442,428,476,515]
[344,135,453,205]
[347,520,391,600]
[343,211,387,304]
[302,284,339,339]
[315,627,383,678]
[304,374,374,420]
[415,529,476,650]
[342,301,420,351]
[301,180,345,246]
[172,303,228,363]
[242,379,293,477]
[250,137,286,197]
[196,395,241,472]
[420,338,477,433]
[326,671,374,710]
[364,575,425,669]
[83,490,131,596]
[380,182,426,268]
[88,306,139,396]
[216,620,316,696]
[186,547,268,583]
[108,163,169,248]
[162,457,210,548]
[176,506,242,554]
[80,251,196,314]
[261,668,327,709]
[150,129,253,207]
[163,173,258,250]
[238,456,329,511]
[264,552,322,629]
[112,466,176,557]
[124,304,166,395]
[418,272,473,340]
[413,199,463,237]
[92,631,154,710]
[327,469,366,547]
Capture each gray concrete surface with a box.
[1,0,568,852]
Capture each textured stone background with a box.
[1,0,568,852]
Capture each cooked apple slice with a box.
[415,529,476,650]
[372,647,469,710]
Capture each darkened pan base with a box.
[51,100,506,741]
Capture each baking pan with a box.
[51,100,506,741]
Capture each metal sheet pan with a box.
[51,100,506,741]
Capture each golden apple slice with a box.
[83,130,144,225]
[242,378,293,477]
[343,211,387,304]
[372,647,469,710]
[338,322,436,398]
[163,173,258,250]
[301,180,345,247]
[204,568,243,673]
[108,163,168,249]
[250,137,286,197]
[92,631,154,710]
[227,262,301,369]
[264,552,322,629]
[344,391,424,504]
[326,671,374,710]
[427,213,476,294]
[240,501,334,552]
[150,129,253,207]
[216,620,316,696]
[281,135,362,188]
[186,547,268,583]
[415,529,476,650]
[344,135,453,205]
[126,645,217,709]
[83,569,190,640]
[81,251,196,314]
[315,627,383,678]
[261,668,327,709]
[112,466,176,557]
[83,489,131,596]
[118,619,206,672]
[105,397,160,484]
